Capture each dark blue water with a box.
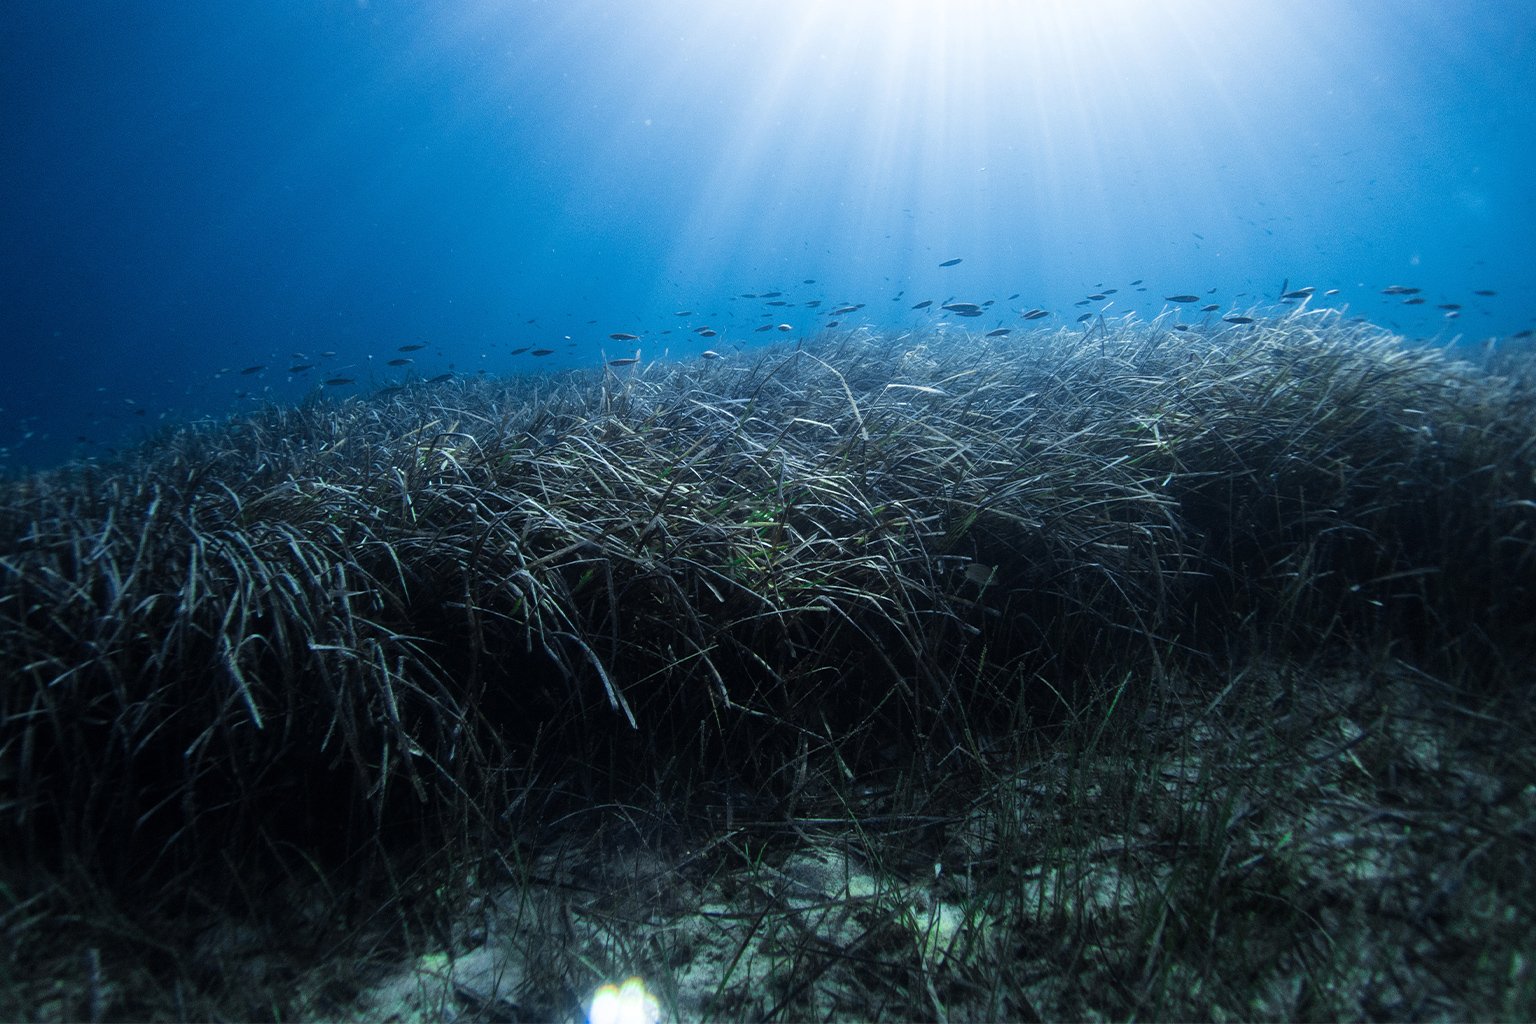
[4,0,1533,471]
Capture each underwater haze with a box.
[3,0,1533,472]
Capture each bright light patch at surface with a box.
[452,0,1357,302]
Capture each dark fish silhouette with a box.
[986,328,1011,337]
[398,343,427,351]
[609,333,640,341]
[1165,295,1201,303]
[911,300,933,309]
[939,258,963,267]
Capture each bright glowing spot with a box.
[588,976,661,1024]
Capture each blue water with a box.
[3,0,1533,471]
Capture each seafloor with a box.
[3,315,1533,1021]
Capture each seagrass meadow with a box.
[4,312,1536,1021]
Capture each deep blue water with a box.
[3,0,1533,472]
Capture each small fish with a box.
[1403,297,1425,305]
[674,310,694,316]
[1437,303,1462,310]
[1129,279,1143,286]
[1324,288,1341,296]
[1223,315,1256,324]
[609,332,640,341]
[755,324,775,332]
[693,326,713,334]
[1381,285,1421,295]
[1087,293,1107,301]
[831,305,861,314]
[607,356,640,367]
[1172,324,1192,332]
[700,350,721,359]
[240,365,266,375]
[804,300,822,308]
[1165,295,1201,303]
[740,293,758,298]
[1076,312,1093,323]
[803,279,815,284]
[1102,288,1118,295]
[911,300,933,309]
[323,376,355,386]
[1444,310,1460,319]
[398,343,427,352]
[1281,287,1315,299]
[1201,304,1220,312]
[530,349,555,356]
[1007,293,1020,301]
[939,258,963,267]
[427,372,454,382]
[826,321,841,328]
[1473,289,1497,296]
[510,346,530,354]
[777,323,793,331]
[699,329,718,337]
[986,328,1011,337]
[288,364,313,373]
[386,358,413,366]
[942,302,983,316]
[1021,309,1049,320]
[760,291,782,298]
[963,563,996,586]
[766,300,789,306]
